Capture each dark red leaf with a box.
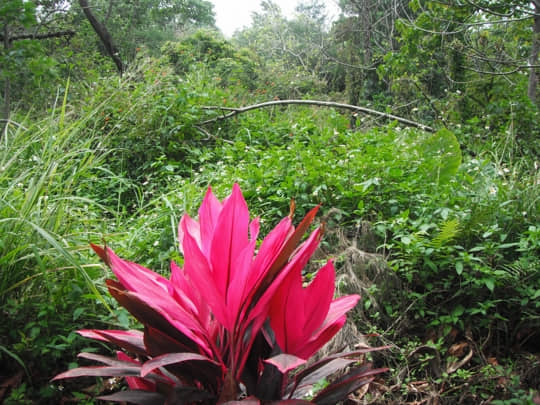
[293,347,388,386]
[221,398,260,404]
[312,367,388,405]
[313,377,373,405]
[165,386,215,404]
[52,365,141,380]
[53,363,176,386]
[91,243,111,266]
[254,357,284,400]
[98,390,165,405]
[258,205,320,294]
[144,326,196,357]
[288,358,354,399]
[144,327,223,390]
[333,366,388,387]
[219,371,238,403]
[77,352,137,366]
[141,353,219,377]
[287,348,388,398]
[241,329,274,394]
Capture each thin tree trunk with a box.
[78,0,123,75]
[527,1,539,106]
[2,25,11,138]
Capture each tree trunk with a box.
[78,0,123,75]
[527,1,539,106]
[2,25,11,138]
[345,0,375,128]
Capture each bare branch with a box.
[0,30,75,42]
[462,0,539,17]
[199,99,434,132]
[462,0,516,17]
[321,48,380,70]
[454,45,540,69]
[460,16,532,26]
[463,65,521,76]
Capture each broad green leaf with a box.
[417,129,462,184]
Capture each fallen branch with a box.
[199,99,434,132]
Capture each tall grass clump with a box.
[0,93,129,392]
[0,58,233,400]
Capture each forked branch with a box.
[199,99,434,132]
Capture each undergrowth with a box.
[1,57,538,403]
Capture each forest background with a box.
[1,0,539,403]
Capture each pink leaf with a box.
[265,354,306,374]
[182,228,229,330]
[104,247,170,295]
[77,329,145,354]
[178,214,201,254]
[198,186,223,256]
[210,183,250,299]
[294,319,345,360]
[321,295,361,328]
[302,261,335,336]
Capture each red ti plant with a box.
[54,184,388,404]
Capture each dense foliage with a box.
[0,0,538,403]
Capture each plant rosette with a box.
[54,184,387,404]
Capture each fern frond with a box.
[430,218,460,248]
